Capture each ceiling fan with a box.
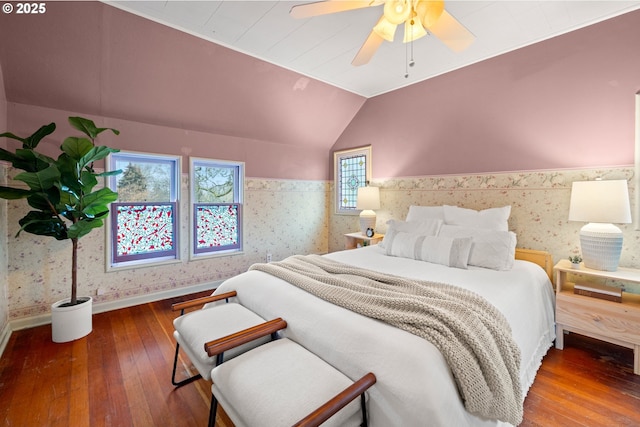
[290,0,475,66]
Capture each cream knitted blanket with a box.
[250,255,523,425]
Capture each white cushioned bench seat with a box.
[211,338,367,427]
[173,302,270,381]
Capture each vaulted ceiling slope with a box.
[0,1,365,151]
[107,0,640,97]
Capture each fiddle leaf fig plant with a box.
[0,117,122,306]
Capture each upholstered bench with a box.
[171,291,272,387]
[206,323,376,427]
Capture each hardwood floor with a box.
[1,292,639,426]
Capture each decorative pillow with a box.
[405,205,445,222]
[381,218,443,249]
[415,235,473,269]
[385,231,472,269]
[443,205,511,231]
[438,224,517,271]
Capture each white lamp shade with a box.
[569,180,631,224]
[569,179,631,271]
[356,186,380,210]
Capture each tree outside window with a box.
[107,152,180,268]
[190,158,244,258]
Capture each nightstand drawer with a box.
[556,293,640,345]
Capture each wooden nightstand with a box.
[554,259,640,375]
[344,232,384,250]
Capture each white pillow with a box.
[438,224,517,271]
[385,231,472,269]
[405,205,445,222]
[415,235,472,269]
[381,218,443,248]
[443,205,511,231]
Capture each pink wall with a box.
[333,9,640,178]
[5,103,331,180]
[0,1,365,180]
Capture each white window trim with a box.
[189,157,245,260]
[105,151,182,272]
[333,146,372,215]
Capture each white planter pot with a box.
[51,296,93,343]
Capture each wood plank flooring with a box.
[1,292,639,427]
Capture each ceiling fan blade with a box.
[352,30,384,66]
[290,1,381,19]
[428,10,475,52]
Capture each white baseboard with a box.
[6,280,222,334]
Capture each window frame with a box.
[333,146,372,215]
[105,151,182,271]
[189,157,245,260]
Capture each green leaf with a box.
[0,147,52,172]
[58,189,79,214]
[61,137,93,160]
[27,188,60,211]
[24,123,56,149]
[0,132,28,144]
[67,218,103,239]
[14,148,54,172]
[17,211,67,240]
[81,187,118,216]
[68,117,119,139]
[0,147,20,164]
[97,169,122,177]
[1,123,56,149]
[0,186,33,200]
[78,146,120,170]
[79,170,98,194]
[13,165,60,191]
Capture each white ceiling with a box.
[105,1,640,98]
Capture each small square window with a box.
[333,146,372,215]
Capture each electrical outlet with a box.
[266,253,272,263]
[96,287,106,296]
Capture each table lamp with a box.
[568,179,631,271]
[356,186,380,235]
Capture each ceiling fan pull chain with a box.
[405,35,409,78]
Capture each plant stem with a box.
[71,237,78,305]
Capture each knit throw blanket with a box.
[250,255,523,425]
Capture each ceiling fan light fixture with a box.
[373,16,398,42]
[416,0,445,28]
[383,0,412,25]
[403,16,427,43]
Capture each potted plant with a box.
[0,117,121,342]
[568,255,582,269]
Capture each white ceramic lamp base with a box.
[359,210,376,235]
[579,223,623,271]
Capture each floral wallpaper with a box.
[5,175,329,321]
[0,163,9,335]
[4,165,640,324]
[329,166,640,294]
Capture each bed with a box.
[213,206,556,427]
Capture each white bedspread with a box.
[214,245,556,427]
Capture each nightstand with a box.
[344,232,384,250]
[554,259,640,375]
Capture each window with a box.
[106,152,181,268]
[190,158,244,258]
[333,146,372,214]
